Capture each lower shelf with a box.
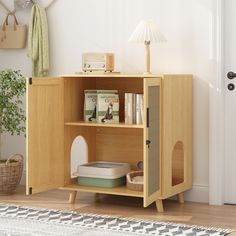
[60,184,143,198]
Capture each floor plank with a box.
[0,186,235,234]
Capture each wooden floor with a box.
[0,186,236,235]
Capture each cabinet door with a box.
[26,77,64,195]
[143,78,161,207]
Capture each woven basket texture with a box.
[0,154,23,195]
[126,170,143,191]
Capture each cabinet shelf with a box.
[65,121,144,129]
[60,184,143,198]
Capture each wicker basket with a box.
[126,170,143,191]
[0,154,23,195]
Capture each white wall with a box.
[0,0,217,202]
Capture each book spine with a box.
[125,93,133,124]
[136,94,142,125]
[132,93,136,124]
[140,94,144,124]
[97,92,119,123]
[125,93,128,124]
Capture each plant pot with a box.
[0,154,23,195]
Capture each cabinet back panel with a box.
[64,126,96,185]
[95,77,143,122]
[64,77,96,122]
[64,77,143,123]
[95,128,143,170]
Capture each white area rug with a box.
[0,204,233,236]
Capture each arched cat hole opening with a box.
[172,141,184,186]
[70,136,88,178]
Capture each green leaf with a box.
[0,69,26,136]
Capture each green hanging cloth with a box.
[28,5,49,77]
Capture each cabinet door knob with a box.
[146,140,151,148]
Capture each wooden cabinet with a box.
[26,74,192,212]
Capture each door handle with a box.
[227,71,236,80]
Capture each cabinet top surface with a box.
[61,73,163,78]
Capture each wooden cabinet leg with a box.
[68,191,77,204]
[155,199,164,212]
[177,192,184,204]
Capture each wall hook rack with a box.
[0,0,57,13]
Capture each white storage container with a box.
[77,161,130,179]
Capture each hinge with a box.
[146,108,149,128]
[29,77,32,85]
[28,187,32,195]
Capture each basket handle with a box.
[6,154,23,165]
[126,173,132,182]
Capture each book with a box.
[136,94,143,125]
[125,93,144,125]
[97,90,119,124]
[132,94,136,124]
[125,93,133,124]
[84,90,97,122]
[140,95,144,124]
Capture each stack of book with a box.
[125,93,144,125]
[84,90,119,124]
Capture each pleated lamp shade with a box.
[128,20,166,43]
[128,20,166,74]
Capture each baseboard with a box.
[184,184,209,203]
[20,171,209,203]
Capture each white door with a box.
[224,0,236,204]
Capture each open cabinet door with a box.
[26,77,64,195]
[143,78,162,207]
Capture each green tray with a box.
[78,176,126,188]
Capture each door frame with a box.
[209,0,225,205]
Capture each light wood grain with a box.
[68,191,77,204]
[26,77,64,195]
[62,74,163,78]
[60,184,143,197]
[64,77,95,122]
[155,199,164,212]
[145,44,150,74]
[177,192,185,204]
[65,121,144,129]
[161,75,193,198]
[1,187,236,233]
[95,127,143,170]
[27,74,192,213]
[95,77,144,122]
[143,78,162,207]
[82,53,114,72]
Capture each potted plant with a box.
[0,69,26,195]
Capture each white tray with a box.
[77,161,130,179]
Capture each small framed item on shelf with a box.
[97,90,119,124]
[84,90,119,124]
[84,90,97,122]
[82,53,114,72]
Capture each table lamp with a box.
[128,20,166,74]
